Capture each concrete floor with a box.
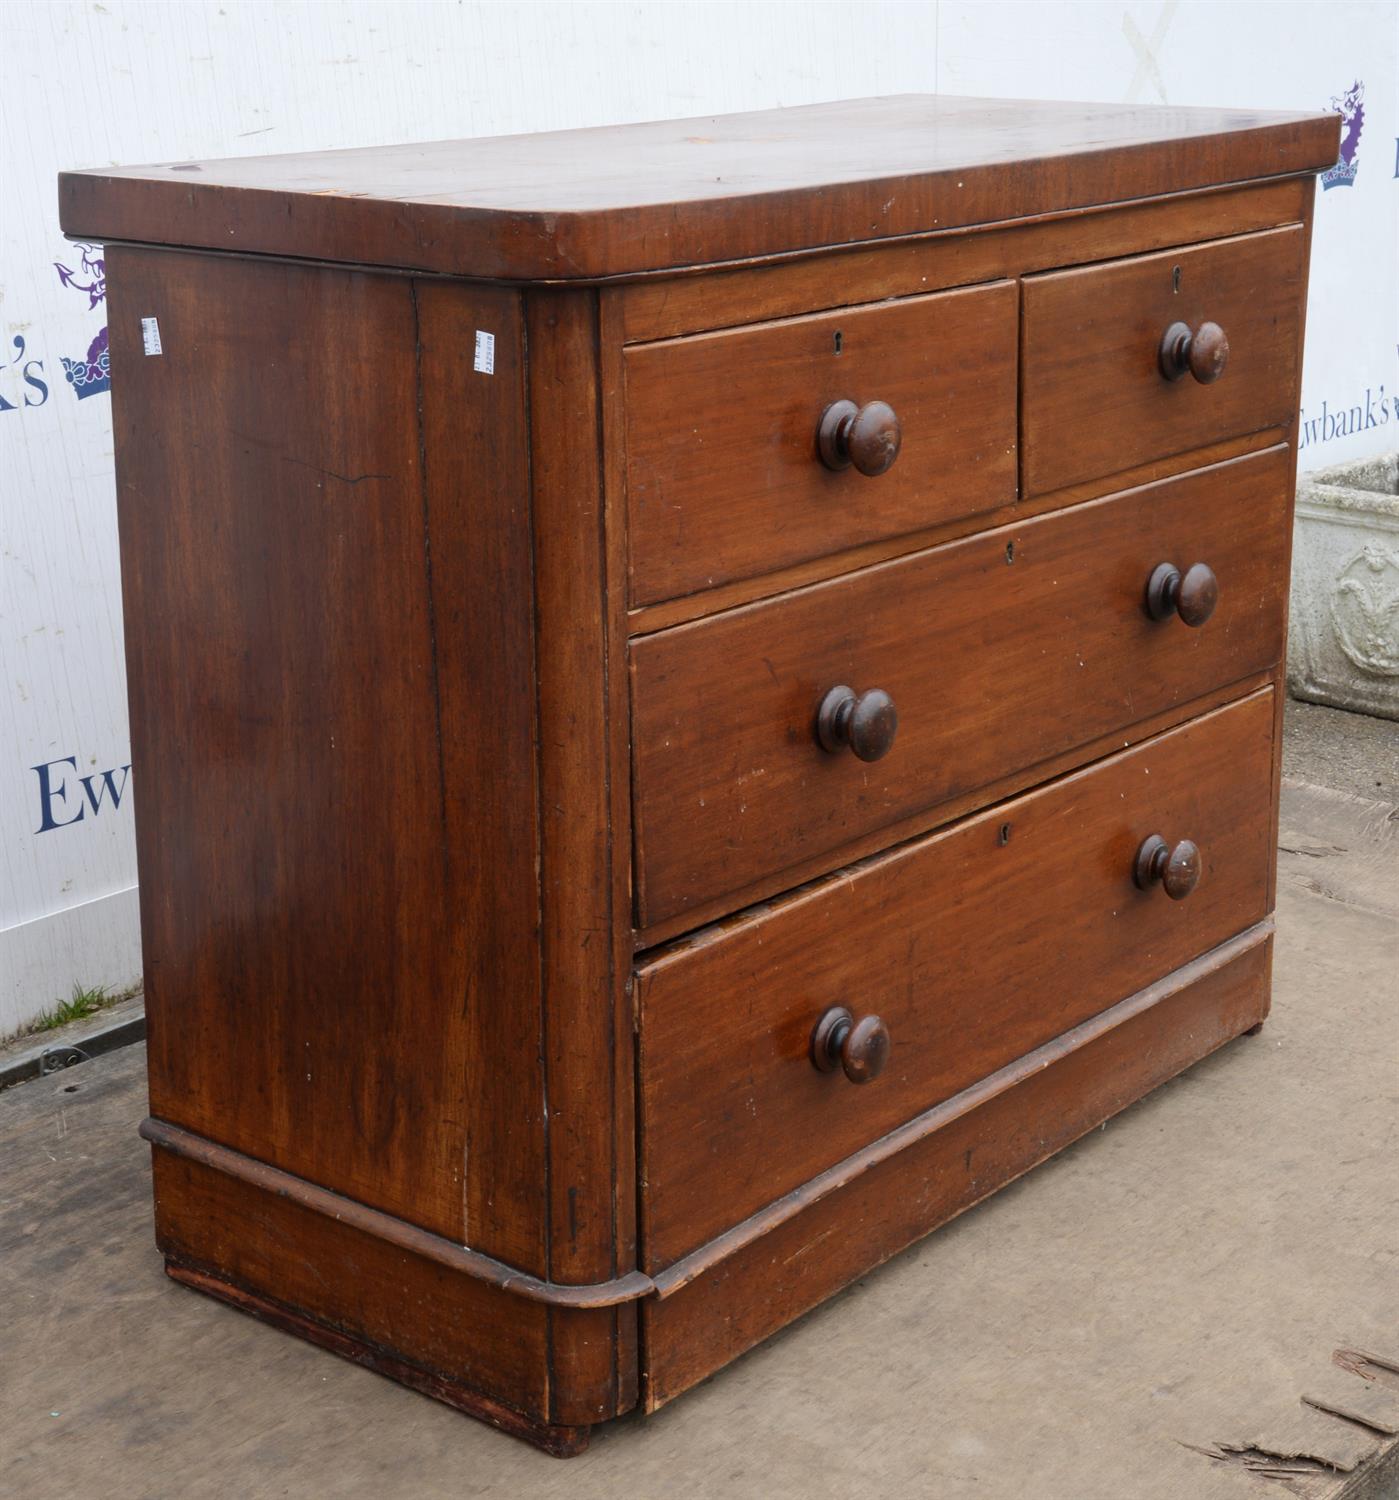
[1283,697,1399,802]
[3,703,1397,1499]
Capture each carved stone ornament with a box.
[1330,542,1399,677]
[1288,453,1399,720]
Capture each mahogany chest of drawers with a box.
[62,95,1340,1456]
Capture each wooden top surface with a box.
[60,95,1339,282]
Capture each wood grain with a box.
[413,278,546,1273]
[625,427,1286,638]
[61,97,1338,280]
[632,667,1275,951]
[625,281,1017,603]
[1021,225,1303,494]
[638,690,1275,1267]
[598,283,642,1420]
[108,247,531,1245]
[151,1147,553,1422]
[142,1117,655,1307]
[631,446,1292,927]
[525,287,638,1423]
[164,1263,590,1457]
[642,927,1273,1408]
[616,177,1310,343]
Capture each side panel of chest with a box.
[118,254,639,1437]
[110,247,546,1268]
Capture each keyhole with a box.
[833,330,843,355]
[998,822,1013,846]
[1005,541,1015,564]
[1172,265,1181,294]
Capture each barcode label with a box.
[473,329,495,375]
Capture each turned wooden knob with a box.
[811,1006,890,1084]
[1134,835,1201,900]
[1159,320,1229,384]
[816,685,898,762]
[1145,562,1218,626]
[817,399,902,476]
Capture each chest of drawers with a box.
[62,95,1339,1456]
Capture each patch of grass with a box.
[0,978,144,1050]
[29,983,116,1035]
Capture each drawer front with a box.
[625,282,1018,606]
[631,445,1290,927]
[1021,225,1303,496]
[637,689,1275,1269]
[641,929,1272,1406]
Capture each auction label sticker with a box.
[473,330,495,375]
[141,317,163,356]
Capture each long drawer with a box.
[641,926,1273,1408]
[637,689,1275,1270]
[631,444,1290,927]
[624,281,1019,606]
[1020,225,1303,496]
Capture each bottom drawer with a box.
[642,926,1272,1409]
[637,689,1276,1270]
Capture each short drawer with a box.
[631,444,1291,928]
[624,282,1018,606]
[637,688,1275,1269]
[1021,225,1304,496]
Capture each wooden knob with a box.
[1159,320,1229,384]
[817,399,902,476]
[816,685,898,762]
[1145,562,1218,627]
[1134,834,1201,900]
[810,1006,891,1084]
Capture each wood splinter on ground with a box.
[1303,1367,1399,1436]
[1333,1348,1399,1385]
[1219,1404,1378,1474]
[1190,1348,1399,1495]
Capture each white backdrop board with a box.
[1,1,1395,1034]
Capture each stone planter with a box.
[1287,454,1399,719]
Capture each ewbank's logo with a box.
[52,243,109,399]
[1321,81,1364,190]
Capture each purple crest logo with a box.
[54,243,106,308]
[60,328,111,401]
[1321,81,1364,190]
[53,243,110,400]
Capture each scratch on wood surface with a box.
[782,1226,836,1266]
